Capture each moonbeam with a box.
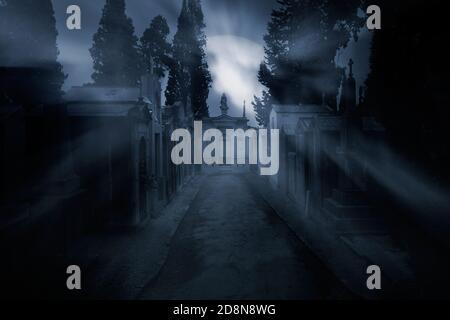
[171,121,279,176]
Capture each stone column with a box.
[312,116,323,210]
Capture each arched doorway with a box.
[139,137,148,221]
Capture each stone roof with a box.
[272,104,333,114]
[65,86,141,103]
[270,104,334,135]
[64,86,156,117]
[67,104,135,117]
[203,114,247,122]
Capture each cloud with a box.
[207,35,265,119]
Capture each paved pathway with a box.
[140,172,350,299]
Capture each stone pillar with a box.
[312,116,323,210]
[297,133,307,209]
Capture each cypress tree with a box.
[259,0,363,107]
[188,0,211,118]
[140,15,171,78]
[165,61,182,106]
[252,91,272,128]
[90,0,141,86]
[165,0,211,118]
[167,0,194,107]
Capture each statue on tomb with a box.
[220,93,229,115]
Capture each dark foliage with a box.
[259,0,363,107]
[165,0,211,118]
[363,0,450,180]
[140,15,171,78]
[90,0,141,86]
[0,0,65,105]
[252,91,272,128]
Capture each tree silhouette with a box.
[165,60,182,107]
[363,0,450,180]
[0,0,65,105]
[165,0,211,118]
[90,0,140,86]
[140,15,171,79]
[165,0,191,107]
[259,0,363,108]
[252,91,272,128]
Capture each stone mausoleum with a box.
[65,75,165,227]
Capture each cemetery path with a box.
[139,172,350,299]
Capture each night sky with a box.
[51,0,372,120]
